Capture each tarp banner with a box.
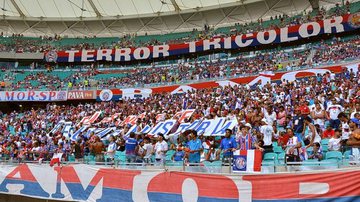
[0,164,358,201]
[45,13,360,63]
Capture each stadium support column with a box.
[170,0,181,12]
[308,0,319,12]
[10,0,25,17]
[88,0,102,17]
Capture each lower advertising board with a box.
[0,91,67,102]
[0,164,358,202]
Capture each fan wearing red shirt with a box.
[278,129,290,148]
[322,125,335,139]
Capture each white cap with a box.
[245,123,252,129]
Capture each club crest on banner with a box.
[57,91,67,100]
[234,156,247,170]
[99,90,113,101]
[348,13,360,28]
[45,50,58,62]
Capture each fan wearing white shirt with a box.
[350,103,360,119]
[263,106,277,127]
[260,119,275,153]
[328,130,342,151]
[154,134,168,164]
[338,112,351,140]
[106,135,117,159]
[326,99,343,129]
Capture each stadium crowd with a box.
[0,66,359,165]
[2,35,359,90]
[0,2,354,53]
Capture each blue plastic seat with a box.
[277,152,286,165]
[114,151,126,164]
[321,139,329,146]
[68,155,75,162]
[325,151,342,161]
[273,146,284,154]
[166,150,175,162]
[322,145,329,152]
[343,150,351,159]
[262,152,277,166]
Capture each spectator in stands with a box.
[293,108,305,141]
[220,129,237,162]
[311,102,326,130]
[350,103,360,119]
[304,116,322,147]
[125,132,137,163]
[172,143,185,162]
[326,98,343,130]
[285,128,302,162]
[186,130,202,164]
[260,119,275,153]
[89,136,105,162]
[154,133,168,165]
[205,145,220,162]
[72,139,83,162]
[346,129,360,162]
[308,142,323,161]
[322,125,335,139]
[338,112,351,141]
[142,137,153,164]
[328,129,342,151]
[237,125,257,151]
[106,135,117,161]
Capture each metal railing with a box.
[0,156,358,174]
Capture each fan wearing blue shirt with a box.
[186,131,203,163]
[125,132,138,163]
[220,129,237,159]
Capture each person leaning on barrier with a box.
[205,145,220,162]
[125,132,138,163]
[285,128,302,162]
[185,130,203,164]
[105,135,116,161]
[308,142,323,161]
[89,136,105,162]
[154,133,168,164]
[142,137,153,164]
[347,129,360,162]
[220,129,237,163]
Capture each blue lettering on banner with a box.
[149,122,164,135]
[212,119,237,136]
[159,120,176,135]
[141,125,152,133]
[195,120,212,134]
[186,120,201,130]
[172,123,191,135]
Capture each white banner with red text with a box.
[46,13,360,63]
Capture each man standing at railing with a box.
[154,133,168,165]
[347,129,360,163]
[220,129,237,163]
[90,136,105,162]
[186,130,202,164]
[125,132,138,163]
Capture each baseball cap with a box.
[245,123,252,129]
